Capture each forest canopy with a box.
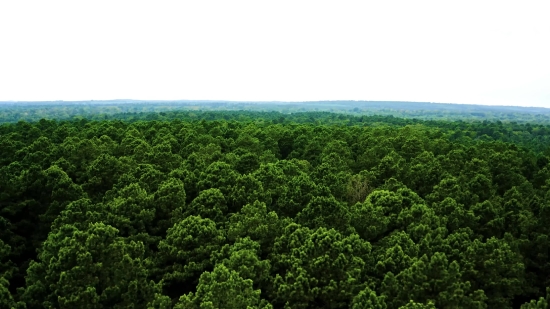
[1,105,550,308]
[1,100,550,124]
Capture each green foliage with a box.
[1,109,550,308]
[157,215,225,298]
[351,286,387,309]
[186,188,227,224]
[175,264,272,309]
[521,288,550,309]
[270,224,371,308]
[295,195,351,232]
[23,222,160,309]
[227,200,281,255]
[152,178,186,236]
[211,237,271,287]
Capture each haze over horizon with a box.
[1,1,549,108]
[1,99,548,110]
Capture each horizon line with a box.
[0,99,548,109]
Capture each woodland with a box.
[2,100,550,123]
[1,106,550,308]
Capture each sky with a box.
[1,1,549,108]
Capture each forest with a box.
[2,106,550,308]
[2,100,550,124]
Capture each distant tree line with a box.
[1,100,550,124]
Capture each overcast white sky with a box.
[1,1,549,107]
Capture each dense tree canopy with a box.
[1,109,550,308]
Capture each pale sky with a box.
[1,0,549,107]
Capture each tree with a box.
[0,239,24,309]
[104,183,156,238]
[152,178,186,236]
[275,173,328,218]
[270,224,371,308]
[235,152,261,174]
[397,300,437,309]
[186,188,227,224]
[228,174,268,213]
[346,171,375,206]
[295,195,351,233]
[23,222,160,309]
[351,286,387,309]
[157,215,225,299]
[460,236,525,308]
[211,237,271,289]
[175,264,272,309]
[227,200,281,256]
[38,165,87,240]
[197,161,239,197]
[521,288,550,309]
[381,252,487,308]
